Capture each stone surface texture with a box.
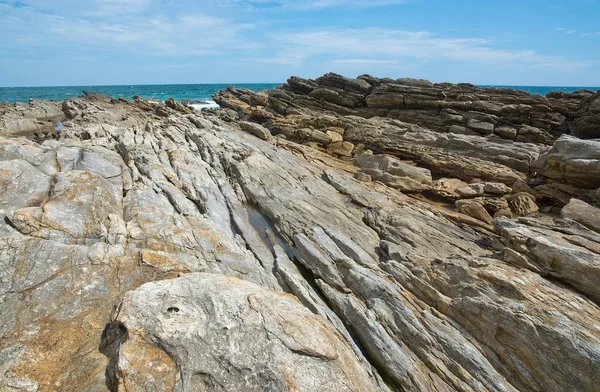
[0,74,599,392]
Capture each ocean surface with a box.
[479,85,599,96]
[0,83,598,108]
[0,83,282,110]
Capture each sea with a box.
[0,83,282,110]
[0,83,598,108]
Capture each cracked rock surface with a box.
[0,77,599,391]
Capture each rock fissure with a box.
[0,76,599,391]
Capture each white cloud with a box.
[220,0,407,10]
[246,28,594,72]
[328,59,399,65]
[556,27,577,34]
[0,1,257,57]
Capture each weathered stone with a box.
[114,273,381,391]
[355,154,432,192]
[165,97,193,113]
[532,135,600,189]
[353,171,372,183]
[2,77,600,392]
[483,182,512,195]
[467,118,494,135]
[572,91,600,139]
[456,199,493,224]
[561,198,600,233]
[494,216,600,304]
[328,141,355,157]
[494,208,513,218]
[495,125,518,140]
[507,192,539,215]
[327,130,344,143]
[431,178,470,199]
[239,121,272,140]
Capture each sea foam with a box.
[189,100,220,110]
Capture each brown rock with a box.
[432,178,470,199]
[239,121,272,140]
[494,208,513,218]
[327,141,355,157]
[353,171,372,183]
[456,199,493,224]
[508,192,539,215]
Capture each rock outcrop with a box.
[571,90,600,138]
[1,75,600,392]
[215,72,598,144]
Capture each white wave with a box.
[189,100,220,110]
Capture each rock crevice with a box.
[0,76,599,391]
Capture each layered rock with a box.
[355,154,432,192]
[215,72,599,144]
[571,90,600,138]
[530,135,600,206]
[0,77,599,392]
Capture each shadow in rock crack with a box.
[243,204,325,295]
[99,321,129,392]
[244,204,295,260]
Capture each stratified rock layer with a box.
[0,76,599,392]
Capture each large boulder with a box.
[112,273,382,391]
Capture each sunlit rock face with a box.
[0,75,599,392]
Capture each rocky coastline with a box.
[0,73,599,391]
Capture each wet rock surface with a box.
[0,75,599,391]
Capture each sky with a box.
[0,0,599,87]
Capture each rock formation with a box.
[0,74,599,391]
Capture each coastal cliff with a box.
[0,74,599,391]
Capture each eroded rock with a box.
[0,80,599,392]
[114,273,382,391]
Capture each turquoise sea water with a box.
[0,83,598,104]
[479,85,599,96]
[0,83,282,105]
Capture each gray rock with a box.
[114,273,382,391]
[432,177,470,199]
[1,79,600,392]
[494,216,600,304]
[355,154,432,192]
[561,198,600,233]
[239,121,272,140]
[532,135,600,189]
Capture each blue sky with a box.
[0,0,599,86]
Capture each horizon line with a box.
[1,81,599,89]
